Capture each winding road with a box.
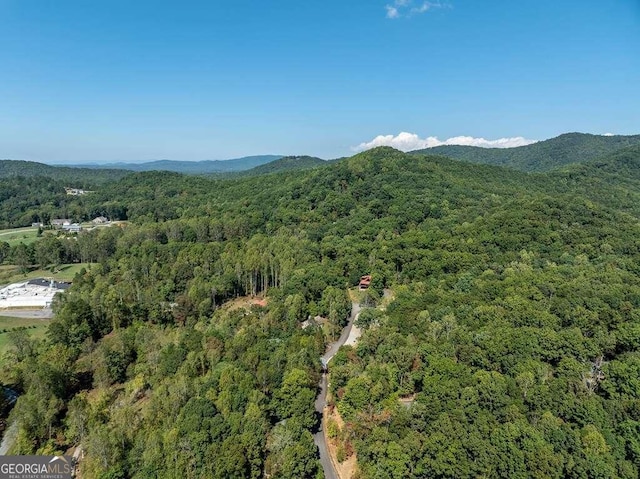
[313,301,361,479]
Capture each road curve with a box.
[313,301,361,479]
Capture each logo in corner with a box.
[0,455,73,479]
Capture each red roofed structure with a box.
[359,275,372,290]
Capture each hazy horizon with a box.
[16,132,637,166]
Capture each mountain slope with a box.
[540,144,640,218]
[410,132,640,172]
[557,143,640,180]
[238,156,326,176]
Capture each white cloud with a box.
[603,133,615,136]
[412,2,438,14]
[386,5,399,18]
[353,132,538,152]
[385,0,447,19]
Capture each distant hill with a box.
[541,144,640,218]
[0,159,131,185]
[557,144,640,179]
[69,155,284,174]
[410,133,640,172]
[238,156,326,176]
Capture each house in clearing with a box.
[51,219,71,228]
[92,216,109,225]
[359,275,372,290]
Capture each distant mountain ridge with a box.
[0,154,316,184]
[410,133,640,172]
[5,132,640,183]
[0,159,131,185]
[67,155,284,174]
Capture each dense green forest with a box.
[237,156,327,177]
[1,143,640,478]
[414,133,640,172]
[0,160,131,185]
[0,177,70,229]
[0,176,131,229]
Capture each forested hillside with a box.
[238,156,327,177]
[1,146,640,478]
[0,160,131,184]
[0,176,131,229]
[542,145,640,218]
[413,133,640,172]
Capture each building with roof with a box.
[359,275,372,290]
[51,219,71,228]
[62,223,82,233]
[0,278,72,309]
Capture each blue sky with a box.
[0,0,638,163]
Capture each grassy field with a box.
[0,223,126,249]
[0,315,49,355]
[0,227,39,247]
[0,263,95,286]
[0,316,48,330]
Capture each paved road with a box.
[321,302,361,367]
[313,374,335,479]
[0,422,17,455]
[313,301,361,479]
[0,308,53,319]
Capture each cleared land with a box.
[0,262,82,356]
[0,281,64,309]
[0,315,48,355]
[0,227,39,247]
[0,263,93,286]
[0,315,47,330]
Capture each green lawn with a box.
[0,227,39,247]
[0,315,49,356]
[0,316,48,330]
[0,263,95,286]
